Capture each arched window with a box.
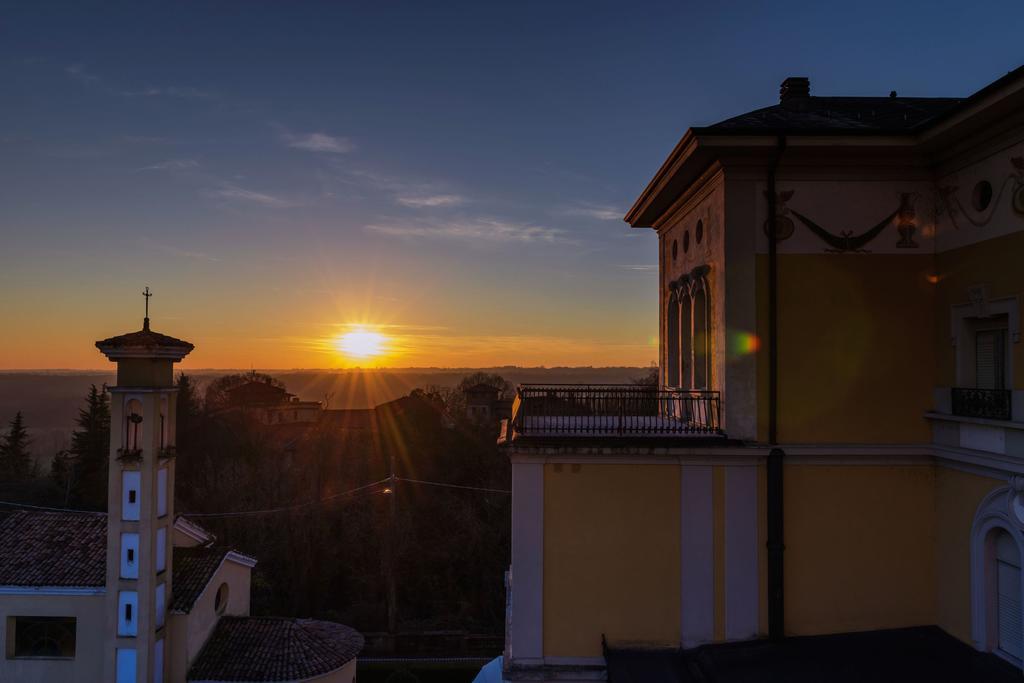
[667,292,679,387]
[680,293,693,389]
[125,399,143,452]
[215,583,230,615]
[693,280,710,390]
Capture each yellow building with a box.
[0,310,362,683]
[501,66,1024,681]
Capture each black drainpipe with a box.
[767,134,786,641]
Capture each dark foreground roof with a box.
[702,96,962,134]
[95,318,194,352]
[0,510,106,587]
[605,627,1020,683]
[172,546,231,613]
[188,617,364,682]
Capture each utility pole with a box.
[386,452,398,638]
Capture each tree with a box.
[66,385,111,510]
[456,372,511,397]
[0,411,32,480]
[630,364,659,386]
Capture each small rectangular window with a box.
[129,491,136,504]
[120,533,139,579]
[118,591,138,637]
[7,616,76,659]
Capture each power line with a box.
[180,478,391,518]
[397,477,510,495]
[0,499,106,515]
[0,475,510,519]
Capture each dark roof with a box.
[95,318,194,351]
[319,409,377,431]
[700,96,963,135]
[226,381,290,406]
[0,510,106,587]
[604,627,1020,683]
[172,546,231,613]
[188,617,364,682]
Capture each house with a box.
[500,66,1024,681]
[0,314,363,683]
[224,379,323,425]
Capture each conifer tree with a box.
[0,411,32,480]
[68,385,111,510]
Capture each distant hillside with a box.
[0,367,650,459]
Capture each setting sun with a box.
[335,328,387,360]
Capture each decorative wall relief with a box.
[789,204,901,253]
[1013,157,1024,216]
[939,156,1024,228]
[763,190,795,241]
[895,192,919,248]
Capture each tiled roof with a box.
[701,96,963,134]
[188,617,364,682]
[95,319,194,351]
[172,546,230,613]
[0,510,106,587]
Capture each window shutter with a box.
[976,330,1007,390]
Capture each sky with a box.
[2,1,1022,369]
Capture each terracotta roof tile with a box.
[172,546,230,613]
[95,319,194,352]
[187,617,363,681]
[0,510,106,587]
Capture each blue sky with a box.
[2,1,1022,368]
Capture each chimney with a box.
[779,76,810,102]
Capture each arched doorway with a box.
[993,528,1022,662]
[971,483,1024,667]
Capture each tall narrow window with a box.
[116,648,137,683]
[120,533,140,579]
[667,293,679,387]
[994,529,1022,662]
[118,591,138,637]
[977,329,1007,390]
[122,471,141,522]
[693,285,709,389]
[680,294,693,389]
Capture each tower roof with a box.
[95,317,194,361]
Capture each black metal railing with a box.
[508,384,722,438]
[951,387,1012,421]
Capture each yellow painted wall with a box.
[783,464,936,635]
[756,254,936,443]
[934,466,1005,643]
[543,464,680,657]
[934,230,1024,389]
[0,594,105,683]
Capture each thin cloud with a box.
[617,264,658,271]
[65,64,100,84]
[212,185,300,208]
[122,86,214,99]
[285,132,354,154]
[365,218,569,243]
[562,203,624,221]
[137,159,199,172]
[396,194,466,208]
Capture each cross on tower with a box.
[143,287,153,330]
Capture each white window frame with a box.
[122,471,141,522]
[117,591,138,637]
[120,533,140,579]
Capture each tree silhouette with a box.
[0,411,32,480]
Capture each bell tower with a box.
[96,289,194,683]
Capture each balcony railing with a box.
[506,384,723,440]
[951,387,1012,421]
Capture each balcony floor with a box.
[605,627,1019,683]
